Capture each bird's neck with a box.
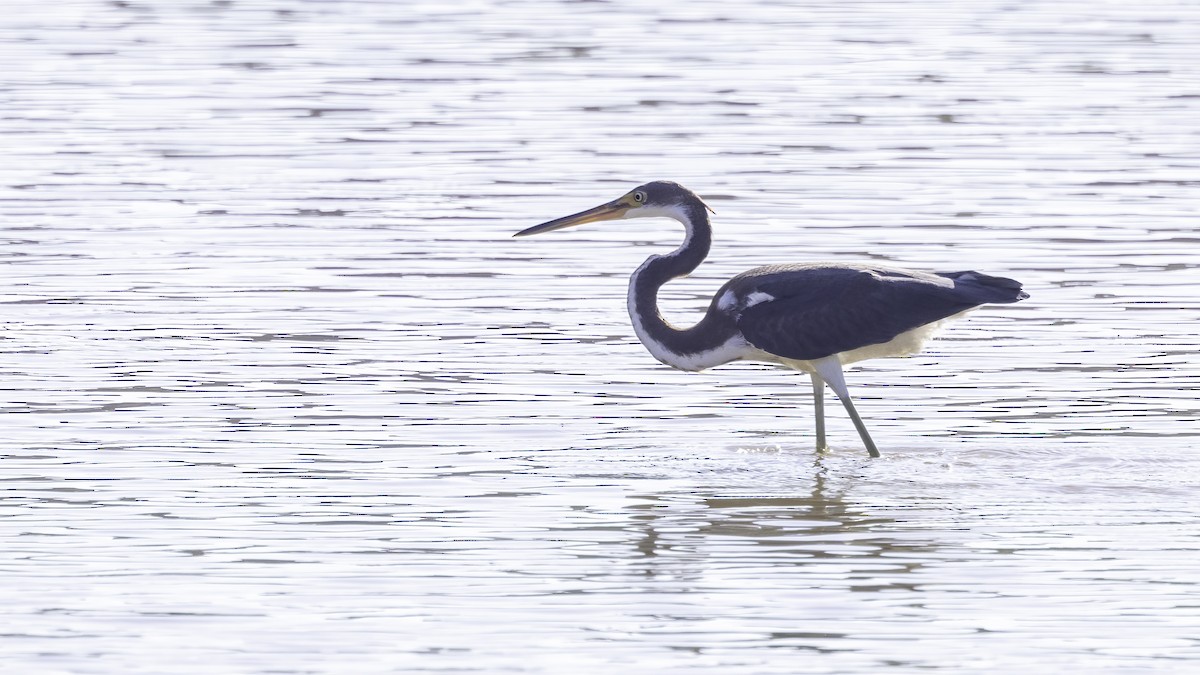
[626,201,740,371]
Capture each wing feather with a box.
[733,264,984,360]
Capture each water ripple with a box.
[2,0,1199,672]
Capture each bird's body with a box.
[516,181,1027,457]
[634,261,1022,373]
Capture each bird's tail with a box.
[938,271,1029,304]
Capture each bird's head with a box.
[514,181,713,237]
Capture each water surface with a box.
[2,0,1199,672]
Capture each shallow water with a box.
[2,0,1199,672]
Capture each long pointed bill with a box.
[513,199,630,237]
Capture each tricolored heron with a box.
[514,181,1027,457]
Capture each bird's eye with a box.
[633,191,646,203]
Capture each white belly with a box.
[771,311,969,373]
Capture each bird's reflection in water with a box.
[624,454,937,593]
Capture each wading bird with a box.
[514,181,1027,457]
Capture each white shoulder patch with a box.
[717,289,775,314]
[743,291,775,308]
[717,289,738,311]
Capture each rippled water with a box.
[3,0,1199,672]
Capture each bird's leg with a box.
[809,372,828,452]
[839,395,881,459]
[812,356,881,458]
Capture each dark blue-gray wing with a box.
[733,264,1026,361]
